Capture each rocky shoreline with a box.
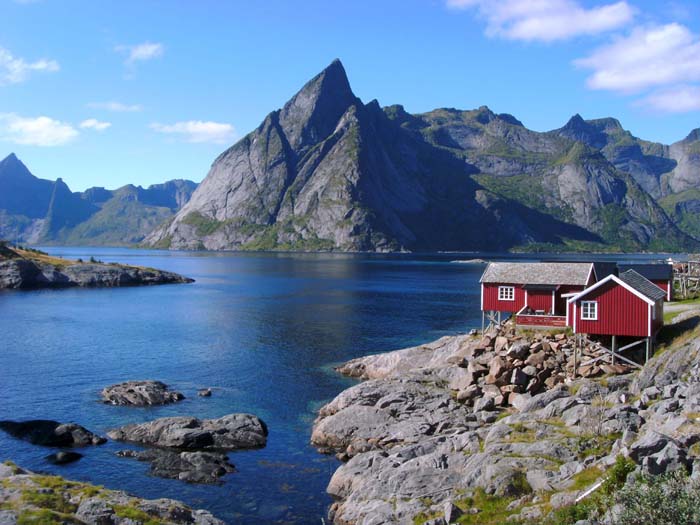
[0,245,193,289]
[312,321,700,524]
[0,461,224,524]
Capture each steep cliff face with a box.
[149,60,690,253]
[0,154,197,246]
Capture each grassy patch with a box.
[569,466,605,491]
[181,211,223,237]
[17,508,80,525]
[455,488,519,524]
[113,504,164,525]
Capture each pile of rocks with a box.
[448,327,633,409]
[101,380,185,406]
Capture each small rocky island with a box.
[0,461,224,524]
[0,244,193,289]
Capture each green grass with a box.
[181,211,224,237]
[455,488,519,524]
[569,466,605,491]
[16,508,80,525]
[113,504,164,525]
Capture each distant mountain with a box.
[0,154,197,246]
[146,59,696,253]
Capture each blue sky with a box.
[1,0,699,191]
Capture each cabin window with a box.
[498,286,515,301]
[581,301,598,320]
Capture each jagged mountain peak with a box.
[683,128,700,143]
[0,153,34,179]
[278,59,358,151]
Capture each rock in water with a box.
[101,380,185,406]
[46,451,83,465]
[117,449,235,484]
[198,388,212,397]
[108,413,268,450]
[0,420,106,447]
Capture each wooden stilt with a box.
[645,337,651,362]
[611,335,617,365]
[481,311,485,334]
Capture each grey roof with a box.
[480,262,593,286]
[618,263,673,281]
[618,270,666,301]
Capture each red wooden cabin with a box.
[567,270,665,339]
[480,262,596,328]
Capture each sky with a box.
[1,0,699,191]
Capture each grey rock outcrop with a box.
[101,380,185,406]
[108,414,268,450]
[313,323,700,524]
[0,419,106,447]
[0,462,224,524]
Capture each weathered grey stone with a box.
[108,413,267,450]
[0,419,106,447]
[101,380,185,406]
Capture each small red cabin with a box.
[480,262,596,327]
[567,270,665,339]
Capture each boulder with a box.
[108,414,268,450]
[101,380,184,406]
[0,420,106,447]
[198,388,213,397]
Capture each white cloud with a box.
[0,113,78,146]
[150,121,235,144]
[446,0,634,42]
[116,42,164,65]
[80,118,111,131]
[0,46,59,86]
[87,101,143,112]
[576,23,700,93]
[639,85,700,113]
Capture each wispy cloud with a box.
[150,120,235,144]
[0,46,59,86]
[576,23,700,113]
[80,118,111,131]
[0,113,78,146]
[638,85,700,113]
[576,23,700,93]
[446,0,634,42]
[87,101,143,112]
[115,42,164,66]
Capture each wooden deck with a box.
[516,313,567,327]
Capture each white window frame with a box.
[581,301,598,320]
[498,286,515,301]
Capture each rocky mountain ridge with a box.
[0,153,197,246]
[146,59,698,253]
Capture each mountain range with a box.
[3,59,700,252]
[145,60,700,253]
[0,153,196,246]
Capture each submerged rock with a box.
[117,449,235,483]
[0,420,106,447]
[45,451,83,465]
[198,388,212,397]
[108,413,268,450]
[101,380,185,406]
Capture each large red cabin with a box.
[480,262,596,328]
[567,270,665,339]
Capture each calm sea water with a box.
[0,248,672,524]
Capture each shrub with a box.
[613,469,700,525]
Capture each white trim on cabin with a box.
[551,289,555,314]
[667,281,671,301]
[573,303,577,333]
[648,303,652,337]
[566,274,655,306]
[498,286,515,301]
[525,289,528,306]
[586,264,596,286]
[566,302,569,326]
[581,301,598,320]
[480,283,484,311]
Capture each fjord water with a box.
[0,248,668,524]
